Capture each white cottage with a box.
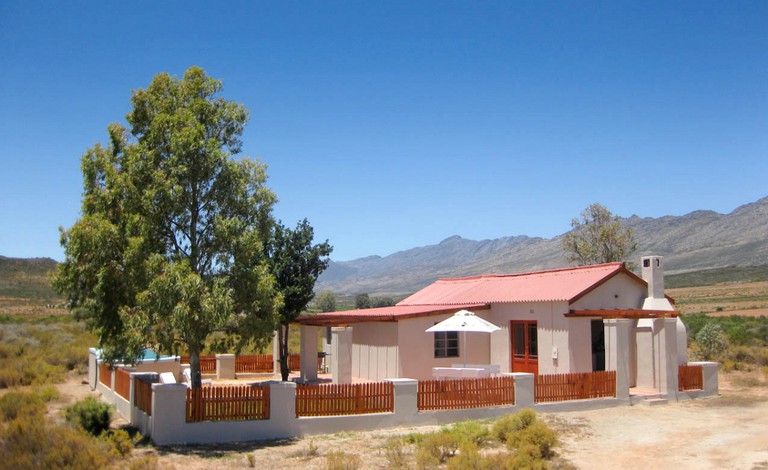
[297,255,688,396]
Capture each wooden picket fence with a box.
[678,364,703,391]
[295,382,394,417]
[99,362,112,387]
[186,385,270,422]
[235,354,274,373]
[180,355,217,373]
[535,370,616,403]
[114,367,131,400]
[134,377,153,416]
[417,376,516,411]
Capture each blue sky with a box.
[1,2,766,262]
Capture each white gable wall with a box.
[351,322,399,380]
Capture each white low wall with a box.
[89,350,720,445]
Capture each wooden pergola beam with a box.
[565,309,680,319]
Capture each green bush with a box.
[505,421,558,459]
[695,323,729,361]
[416,430,460,467]
[0,391,46,422]
[443,419,490,446]
[492,408,537,443]
[100,429,138,457]
[0,415,113,469]
[65,396,112,436]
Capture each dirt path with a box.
[58,371,768,469]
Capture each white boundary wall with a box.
[89,349,719,445]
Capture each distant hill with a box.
[317,196,768,295]
[0,256,61,305]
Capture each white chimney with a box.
[641,255,675,311]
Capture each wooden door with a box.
[511,321,538,374]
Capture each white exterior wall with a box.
[397,313,492,380]
[351,322,399,380]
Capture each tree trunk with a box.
[189,349,202,389]
[279,323,290,381]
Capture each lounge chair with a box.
[159,372,178,384]
[182,368,212,387]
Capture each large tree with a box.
[562,203,638,266]
[266,219,332,381]
[54,67,278,388]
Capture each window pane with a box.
[528,324,538,359]
[513,324,526,358]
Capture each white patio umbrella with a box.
[425,309,500,367]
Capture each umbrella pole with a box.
[463,330,467,368]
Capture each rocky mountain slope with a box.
[317,196,768,295]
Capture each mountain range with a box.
[316,196,768,296]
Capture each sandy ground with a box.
[50,369,768,469]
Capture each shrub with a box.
[65,396,112,436]
[695,323,729,361]
[101,429,138,457]
[444,419,490,446]
[0,391,46,422]
[416,430,460,467]
[36,385,61,402]
[505,421,558,459]
[0,415,113,469]
[325,450,362,470]
[492,408,537,443]
[383,437,409,469]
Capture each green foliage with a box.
[0,415,113,470]
[562,203,637,266]
[54,66,280,387]
[416,430,461,466]
[65,396,112,436]
[694,323,730,361]
[100,429,138,457]
[0,391,46,422]
[354,293,371,309]
[0,316,94,388]
[268,219,331,380]
[492,408,537,442]
[505,421,558,459]
[371,296,396,308]
[325,450,362,470]
[443,419,491,447]
[315,290,337,313]
[383,437,409,469]
[0,256,63,305]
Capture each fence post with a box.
[150,383,187,445]
[88,348,99,390]
[386,378,418,420]
[659,318,680,400]
[267,381,298,438]
[217,354,236,380]
[604,319,631,400]
[694,361,719,397]
[508,373,534,407]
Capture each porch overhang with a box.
[565,309,680,319]
[296,303,491,327]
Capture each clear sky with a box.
[1,2,766,262]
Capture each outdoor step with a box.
[637,398,669,407]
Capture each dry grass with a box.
[667,281,768,315]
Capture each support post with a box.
[216,354,236,380]
[299,325,319,383]
[508,372,535,408]
[331,327,353,384]
[604,319,632,400]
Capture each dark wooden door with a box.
[511,321,538,374]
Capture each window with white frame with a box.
[434,331,459,358]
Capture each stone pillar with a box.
[604,319,632,400]
[698,361,719,397]
[268,381,298,438]
[386,378,418,420]
[88,348,98,390]
[150,383,187,445]
[331,327,353,384]
[508,372,535,408]
[299,325,319,383]
[657,318,679,398]
[217,354,236,380]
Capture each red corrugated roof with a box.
[296,303,490,326]
[398,262,630,305]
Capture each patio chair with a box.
[182,367,212,387]
[159,372,177,384]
